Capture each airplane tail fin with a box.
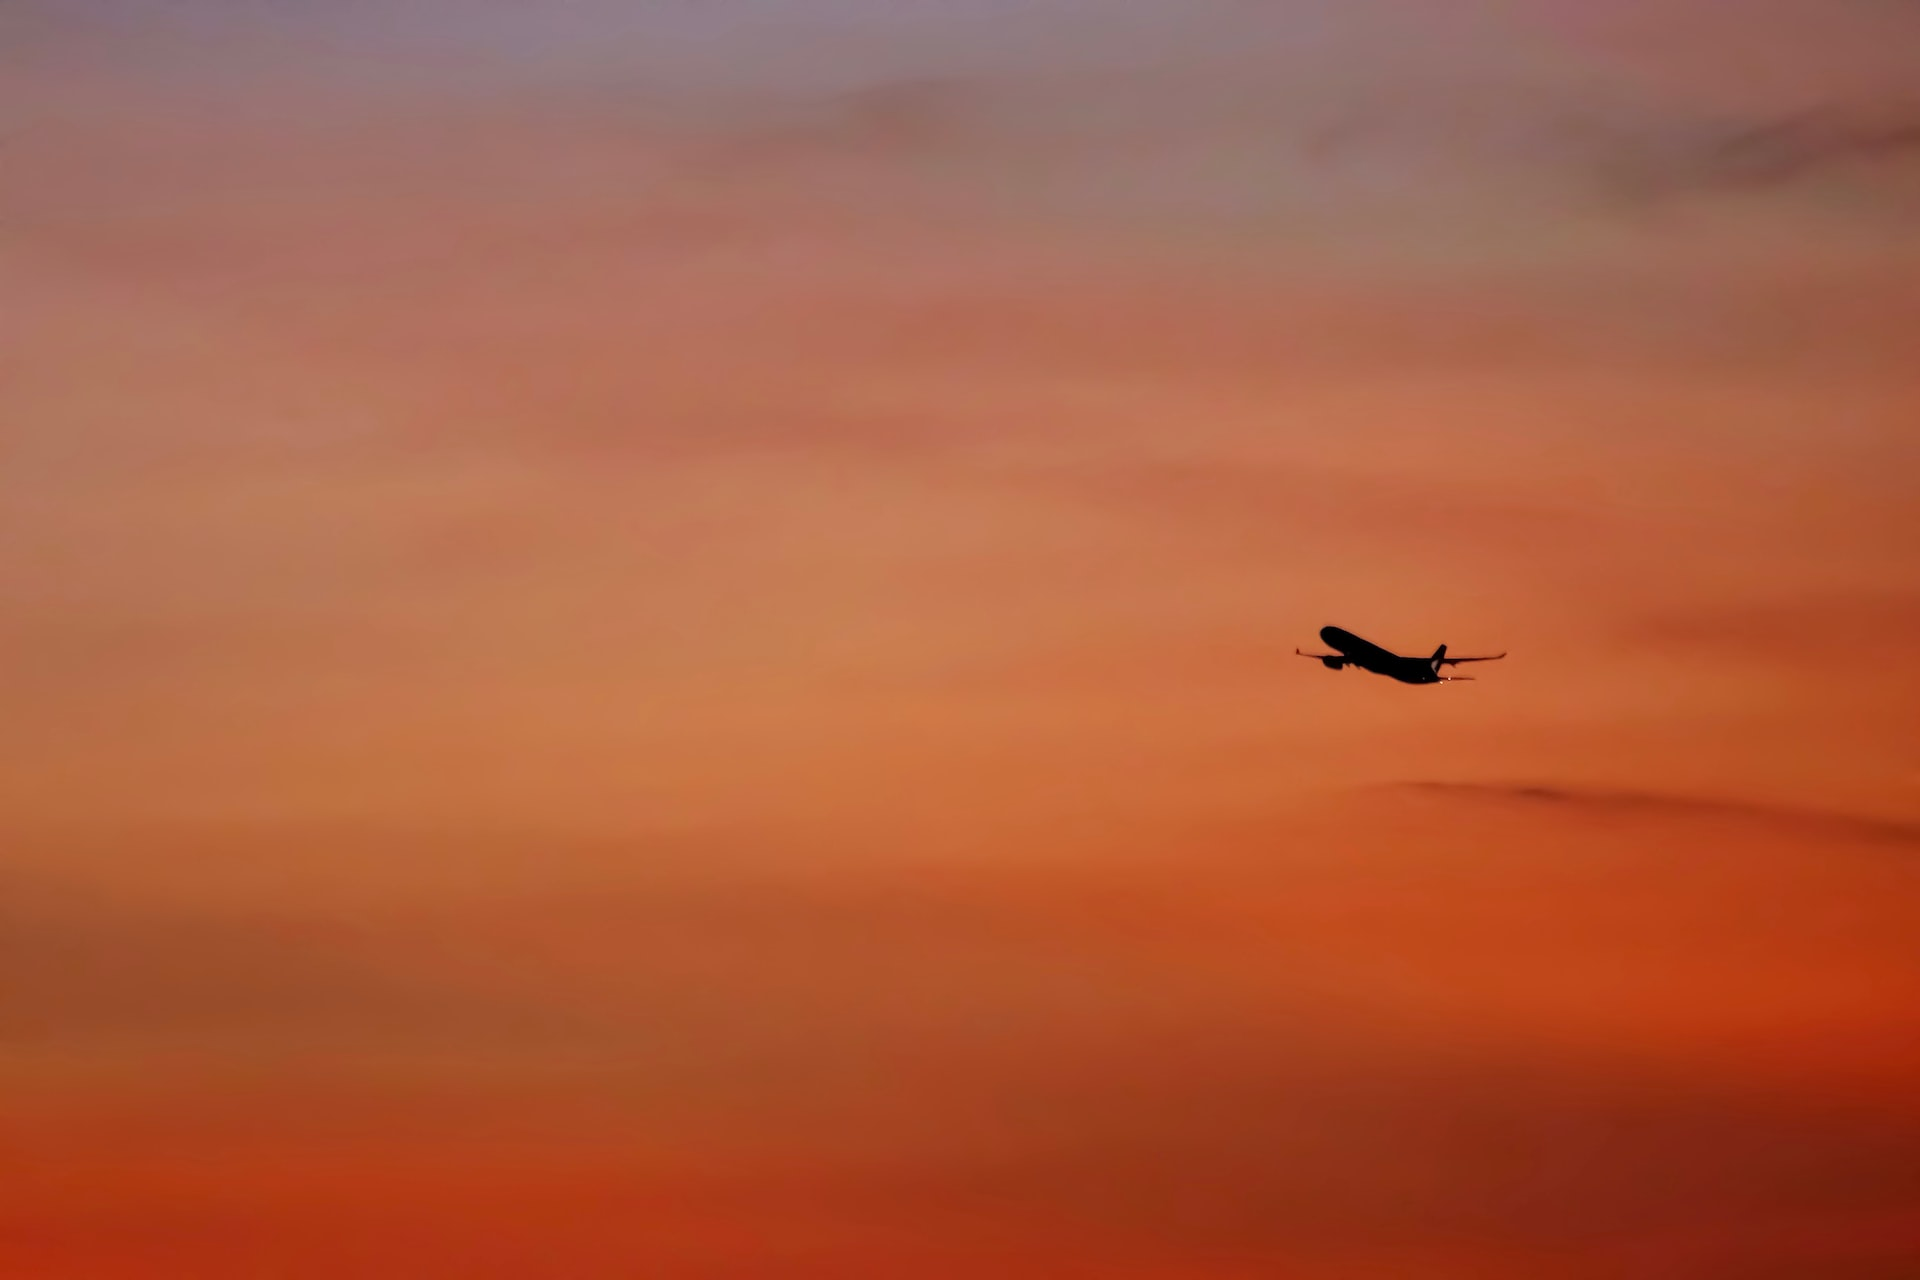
[1431,644,1447,665]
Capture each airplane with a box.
[1296,625,1506,685]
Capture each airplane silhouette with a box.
[1297,625,1506,685]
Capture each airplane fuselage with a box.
[1317,626,1447,685]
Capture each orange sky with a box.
[4,2,1919,1276]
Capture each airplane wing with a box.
[1436,652,1506,665]
[1295,649,1340,659]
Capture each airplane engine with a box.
[1321,657,1345,670]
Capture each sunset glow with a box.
[5,2,1919,1275]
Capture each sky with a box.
[3,1,1919,1276]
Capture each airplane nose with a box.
[1319,626,1341,646]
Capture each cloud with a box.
[1291,82,1920,217]
[1003,455,1625,578]
[1695,110,1920,186]
[1596,105,1920,210]
[688,74,1920,225]
[1388,781,1920,847]
[884,1038,1920,1268]
[1626,591,1920,662]
[0,870,589,1051]
[8,799,1920,1277]
[12,862,1920,1277]
[684,76,1008,170]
